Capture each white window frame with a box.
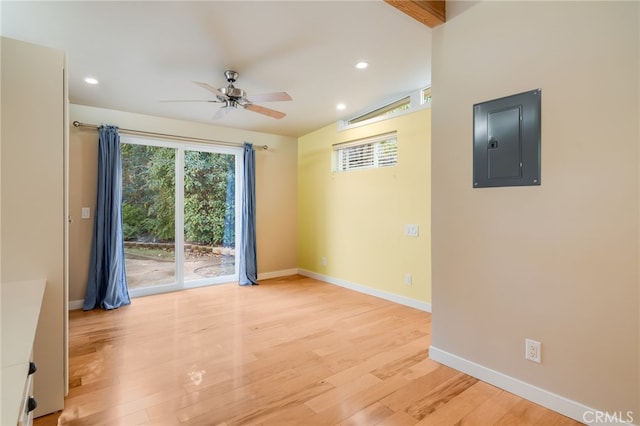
[333,132,398,172]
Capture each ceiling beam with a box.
[384,0,446,28]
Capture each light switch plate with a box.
[405,224,419,237]
[81,207,90,219]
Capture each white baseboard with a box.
[429,346,628,426]
[68,299,84,310]
[297,269,431,312]
[258,269,299,280]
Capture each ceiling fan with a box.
[165,70,292,120]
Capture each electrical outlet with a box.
[321,257,327,267]
[525,338,542,363]
[404,273,412,286]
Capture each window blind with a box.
[333,132,397,172]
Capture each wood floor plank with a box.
[307,375,411,425]
[337,401,395,426]
[405,373,479,421]
[305,373,382,413]
[33,276,582,426]
[379,364,460,412]
[112,409,150,426]
[374,408,421,426]
[414,380,500,425]
[535,410,586,425]
[259,403,318,426]
[401,356,442,380]
[324,339,426,387]
[458,389,522,425]
[370,348,429,380]
[495,398,550,425]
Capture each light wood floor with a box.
[35,275,582,426]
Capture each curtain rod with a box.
[72,121,268,150]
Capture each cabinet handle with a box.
[28,362,37,375]
[27,397,37,413]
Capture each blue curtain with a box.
[239,142,258,285]
[83,125,131,310]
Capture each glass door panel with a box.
[183,150,236,285]
[121,144,177,291]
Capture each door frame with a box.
[120,135,243,298]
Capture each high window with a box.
[333,132,398,172]
[347,97,411,125]
[338,86,430,130]
[422,87,432,106]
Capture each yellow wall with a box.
[431,0,638,418]
[68,105,298,303]
[298,109,431,307]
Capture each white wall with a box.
[1,37,67,417]
[430,1,638,421]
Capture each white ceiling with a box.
[1,1,431,137]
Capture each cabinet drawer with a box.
[18,366,37,426]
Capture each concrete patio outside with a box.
[125,251,235,289]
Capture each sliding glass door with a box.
[182,149,237,286]
[121,143,176,291]
[120,136,242,297]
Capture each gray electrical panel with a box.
[473,89,541,188]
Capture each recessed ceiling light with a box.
[336,103,346,110]
[355,61,368,69]
[84,77,99,85]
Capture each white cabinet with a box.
[1,37,68,418]
[1,280,46,426]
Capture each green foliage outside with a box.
[184,150,235,246]
[121,144,235,247]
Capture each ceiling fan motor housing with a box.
[220,86,246,100]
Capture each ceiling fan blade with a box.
[193,81,225,98]
[160,99,221,103]
[248,92,292,103]
[244,103,286,119]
